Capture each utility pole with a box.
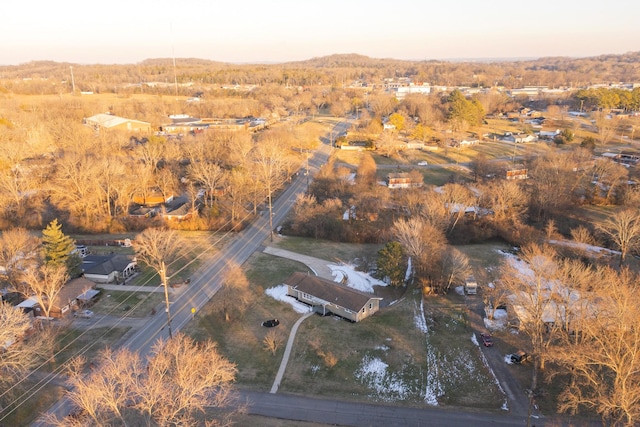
[160,261,173,339]
[69,66,76,93]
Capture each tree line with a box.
[3,51,640,95]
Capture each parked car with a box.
[74,309,94,318]
[480,333,494,347]
[510,350,530,364]
[417,161,429,166]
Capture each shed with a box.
[284,272,382,322]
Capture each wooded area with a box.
[2,52,640,425]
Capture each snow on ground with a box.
[414,299,429,334]
[265,262,387,312]
[355,355,410,402]
[329,264,388,293]
[472,333,509,410]
[404,257,413,282]
[548,239,620,257]
[454,286,465,296]
[264,285,311,314]
[484,308,508,330]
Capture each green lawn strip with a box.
[91,290,165,317]
[187,239,507,411]
[422,296,504,409]
[272,236,383,267]
[189,294,302,390]
[50,326,130,369]
[1,385,64,427]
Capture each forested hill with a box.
[1,51,638,93]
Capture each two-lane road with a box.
[33,123,336,425]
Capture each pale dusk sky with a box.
[2,0,638,65]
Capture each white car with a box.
[74,309,94,318]
[417,161,429,166]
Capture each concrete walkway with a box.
[270,311,314,394]
[262,246,335,281]
[263,245,333,394]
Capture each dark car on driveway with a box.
[480,333,494,347]
[511,350,531,364]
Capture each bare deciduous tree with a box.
[0,301,56,409]
[499,244,558,390]
[440,247,471,294]
[0,228,40,288]
[550,267,640,427]
[48,334,240,427]
[263,330,284,356]
[134,228,185,338]
[252,135,292,241]
[597,208,640,267]
[392,217,446,292]
[216,261,253,322]
[21,264,68,321]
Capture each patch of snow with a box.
[487,282,495,289]
[264,285,311,314]
[328,264,388,293]
[548,239,619,257]
[493,309,508,319]
[414,299,429,334]
[375,345,390,351]
[404,257,413,282]
[355,355,409,402]
[471,333,479,346]
[454,286,465,296]
[424,346,442,406]
[484,317,506,331]
[473,339,509,411]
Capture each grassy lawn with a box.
[51,326,131,369]
[91,289,165,317]
[272,235,383,267]
[185,238,507,411]
[1,385,64,427]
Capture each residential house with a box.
[459,138,480,147]
[84,113,152,133]
[19,277,99,318]
[387,172,423,189]
[538,129,560,140]
[503,133,537,143]
[284,272,382,323]
[82,254,137,284]
[161,197,196,222]
[506,168,529,180]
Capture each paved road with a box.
[33,124,336,426]
[239,390,596,427]
[263,246,336,280]
[31,118,591,426]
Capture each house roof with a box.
[82,254,136,276]
[54,277,97,308]
[17,297,38,308]
[85,113,150,129]
[284,272,381,313]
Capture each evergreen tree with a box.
[376,241,406,287]
[42,219,81,277]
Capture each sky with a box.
[2,0,639,65]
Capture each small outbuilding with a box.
[284,272,382,322]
